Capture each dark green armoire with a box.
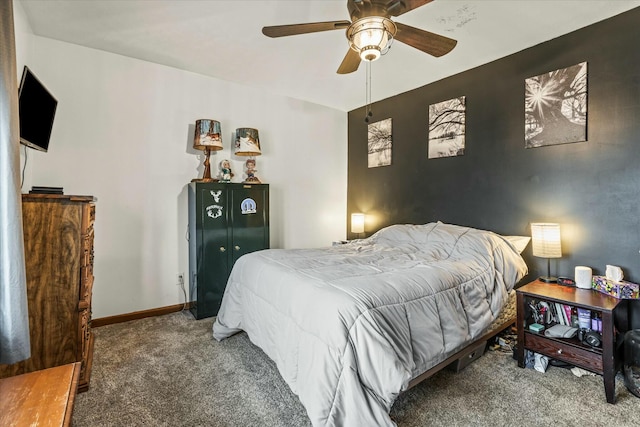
[188,182,269,319]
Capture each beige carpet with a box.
[72,311,639,426]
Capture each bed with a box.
[213,222,528,426]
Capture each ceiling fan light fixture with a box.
[360,46,381,61]
[347,17,396,62]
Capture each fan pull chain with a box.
[364,61,373,123]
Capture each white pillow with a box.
[502,235,531,253]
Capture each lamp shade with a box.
[351,213,365,234]
[234,128,261,156]
[193,119,223,151]
[531,223,562,258]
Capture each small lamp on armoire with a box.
[234,128,262,183]
[192,119,223,182]
[531,222,562,283]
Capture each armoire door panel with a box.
[230,186,269,262]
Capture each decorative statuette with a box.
[219,159,233,183]
[244,159,260,183]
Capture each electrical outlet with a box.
[176,273,184,286]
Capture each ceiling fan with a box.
[262,0,457,74]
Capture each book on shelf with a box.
[563,305,573,327]
[548,303,558,324]
[555,303,566,325]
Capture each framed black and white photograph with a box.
[368,117,392,168]
[525,62,587,148]
[428,96,466,159]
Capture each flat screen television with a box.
[18,66,57,152]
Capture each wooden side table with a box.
[516,280,622,403]
[0,362,81,426]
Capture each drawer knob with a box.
[219,247,226,252]
[234,245,240,251]
[557,349,563,354]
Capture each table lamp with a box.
[531,222,562,283]
[234,128,262,183]
[351,213,365,238]
[192,119,223,182]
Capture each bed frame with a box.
[407,291,516,389]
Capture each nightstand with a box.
[516,280,623,403]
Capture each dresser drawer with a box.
[78,309,91,364]
[525,332,603,373]
[77,309,94,391]
[80,264,93,299]
[82,203,96,231]
[78,275,93,310]
[82,230,94,266]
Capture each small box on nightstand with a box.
[528,323,545,333]
[592,275,640,299]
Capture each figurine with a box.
[244,158,261,183]
[219,159,234,183]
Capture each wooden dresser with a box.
[0,194,96,392]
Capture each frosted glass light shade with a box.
[531,223,562,258]
[347,17,396,62]
[351,213,365,234]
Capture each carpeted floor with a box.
[72,311,639,426]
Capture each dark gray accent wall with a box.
[347,8,640,284]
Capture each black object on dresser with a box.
[188,182,269,319]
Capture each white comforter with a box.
[213,222,528,426]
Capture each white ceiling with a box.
[18,0,640,112]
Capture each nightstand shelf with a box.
[516,280,623,403]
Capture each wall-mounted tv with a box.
[18,66,58,152]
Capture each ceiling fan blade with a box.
[394,22,457,57]
[262,21,351,38]
[386,0,434,17]
[337,48,361,74]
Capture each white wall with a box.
[16,25,348,318]
[13,0,31,74]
